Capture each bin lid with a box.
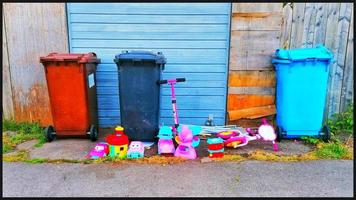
[40,52,100,64]
[272,45,333,63]
[114,50,166,64]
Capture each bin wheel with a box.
[89,125,98,142]
[276,126,283,142]
[45,126,56,142]
[321,125,331,142]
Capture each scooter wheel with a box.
[276,126,283,142]
[89,125,98,142]
[45,125,56,142]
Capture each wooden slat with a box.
[227,94,275,110]
[228,87,275,95]
[301,3,318,48]
[228,71,275,87]
[228,105,276,121]
[2,10,14,120]
[3,3,68,126]
[228,115,275,128]
[326,3,352,116]
[280,3,293,49]
[232,3,282,13]
[290,3,306,48]
[340,7,354,112]
[313,3,328,46]
[231,13,283,31]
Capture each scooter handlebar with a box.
[157,78,186,85]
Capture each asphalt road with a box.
[2,160,353,197]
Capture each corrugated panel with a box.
[67,3,231,127]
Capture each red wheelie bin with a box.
[40,52,100,142]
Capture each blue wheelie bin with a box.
[272,45,333,142]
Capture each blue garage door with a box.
[67,3,231,127]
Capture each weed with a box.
[2,119,46,153]
[314,142,350,159]
[25,158,46,164]
[3,150,30,162]
[327,104,353,135]
[301,136,320,145]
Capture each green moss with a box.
[2,119,46,153]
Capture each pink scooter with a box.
[224,118,279,152]
[158,78,186,135]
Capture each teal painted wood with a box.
[67,3,231,127]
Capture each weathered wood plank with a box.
[227,94,275,110]
[313,3,328,46]
[228,115,275,128]
[3,3,68,126]
[228,105,276,121]
[290,3,306,48]
[228,71,275,87]
[340,6,354,112]
[2,10,14,120]
[228,87,275,95]
[229,30,280,70]
[280,3,293,49]
[231,13,283,31]
[326,3,352,116]
[301,3,318,48]
[324,3,341,118]
[232,3,282,13]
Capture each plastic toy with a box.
[217,130,238,140]
[207,138,224,158]
[106,126,129,158]
[174,125,197,159]
[157,126,175,156]
[224,118,278,152]
[127,141,145,159]
[87,142,109,159]
[175,125,202,147]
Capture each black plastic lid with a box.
[114,50,166,65]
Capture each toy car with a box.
[87,142,109,159]
[127,141,145,159]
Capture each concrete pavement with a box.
[3,160,353,197]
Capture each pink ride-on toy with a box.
[224,118,279,152]
[174,125,197,159]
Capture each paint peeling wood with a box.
[228,71,275,87]
[227,94,275,111]
[326,3,352,116]
[232,3,282,13]
[290,3,306,48]
[3,3,68,126]
[2,10,14,120]
[231,13,283,31]
[228,105,276,121]
[228,87,275,95]
[340,7,354,112]
[280,3,293,49]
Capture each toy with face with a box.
[127,141,145,159]
[87,142,109,159]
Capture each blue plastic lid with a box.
[272,44,333,63]
[114,50,166,64]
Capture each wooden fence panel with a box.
[3,3,68,126]
[2,10,14,120]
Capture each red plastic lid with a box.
[106,133,129,146]
[40,52,100,64]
